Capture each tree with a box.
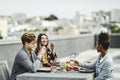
[43,28,48,32]
[111,25,120,33]
[0,32,3,39]
[44,14,58,21]
[53,26,63,32]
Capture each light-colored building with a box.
[41,20,58,28]
[9,24,30,32]
[58,26,79,35]
[0,20,8,38]
[111,9,120,22]
[92,10,110,24]
[73,12,85,28]
[13,13,27,25]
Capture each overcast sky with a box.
[0,0,120,18]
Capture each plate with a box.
[37,67,51,72]
[79,67,94,73]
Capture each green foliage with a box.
[111,25,120,33]
[25,18,32,23]
[43,28,48,32]
[53,26,63,32]
[44,14,58,21]
[0,36,2,39]
[0,33,3,39]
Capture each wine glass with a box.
[69,53,76,66]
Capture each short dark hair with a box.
[98,32,109,50]
[21,33,36,45]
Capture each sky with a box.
[0,0,120,18]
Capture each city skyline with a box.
[0,0,120,18]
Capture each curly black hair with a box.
[98,32,109,50]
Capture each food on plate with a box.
[72,65,80,70]
[59,61,80,71]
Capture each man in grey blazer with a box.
[10,33,43,80]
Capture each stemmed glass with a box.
[69,53,77,66]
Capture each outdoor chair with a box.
[0,60,10,80]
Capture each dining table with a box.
[17,67,94,80]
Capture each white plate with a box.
[79,67,94,73]
[37,67,51,72]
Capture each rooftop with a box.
[0,34,120,79]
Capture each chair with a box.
[0,60,10,80]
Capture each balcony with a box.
[0,33,120,79]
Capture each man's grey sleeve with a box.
[17,52,43,73]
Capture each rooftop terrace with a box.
[0,33,120,79]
